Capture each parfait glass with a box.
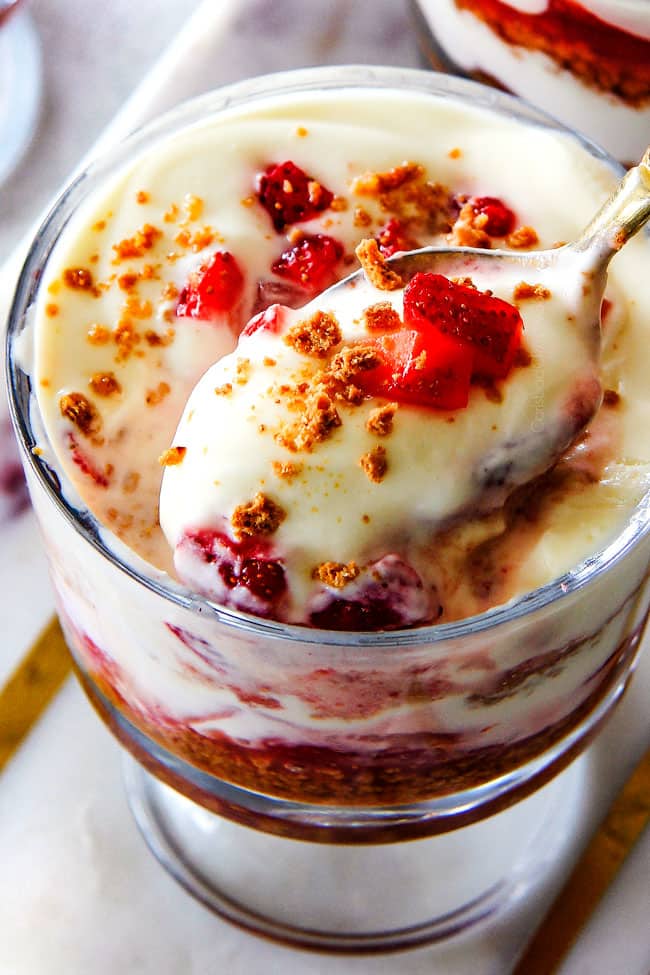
[6,66,650,952]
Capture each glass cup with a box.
[6,66,650,952]
[412,0,650,164]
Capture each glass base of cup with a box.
[123,752,587,953]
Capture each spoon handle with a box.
[574,147,650,263]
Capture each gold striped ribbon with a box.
[0,616,71,773]
[0,612,648,973]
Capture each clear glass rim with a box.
[6,64,649,650]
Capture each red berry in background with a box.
[404,273,523,380]
[257,161,334,231]
[176,250,244,320]
[357,328,473,411]
[469,196,516,237]
[375,218,421,257]
[271,234,343,294]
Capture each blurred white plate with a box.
[0,6,41,187]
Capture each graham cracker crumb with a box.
[144,328,175,347]
[118,272,139,292]
[87,324,111,345]
[352,161,423,196]
[355,238,403,291]
[506,226,539,250]
[360,445,387,483]
[231,492,286,539]
[313,561,361,588]
[363,301,401,332]
[285,310,342,358]
[275,392,341,453]
[236,358,251,385]
[448,148,462,159]
[63,267,96,292]
[136,191,150,204]
[113,224,162,262]
[272,460,303,481]
[353,206,373,228]
[145,381,171,406]
[159,446,186,466]
[366,403,397,437]
[59,393,101,438]
[214,382,233,396]
[448,202,491,249]
[513,281,551,301]
[122,471,141,494]
[113,320,141,361]
[330,195,348,212]
[89,372,121,398]
[330,345,383,384]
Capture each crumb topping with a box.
[329,344,383,384]
[214,382,233,396]
[312,560,361,588]
[275,391,341,453]
[231,492,286,539]
[89,372,121,397]
[59,392,102,438]
[352,161,423,196]
[363,301,402,332]
[236,358,251,385]
[366,403,397,437]
[87,324,111,345]
[448,202,491,249]
[136,190,150,204]
[159,446,186,466]
[513,281,551,301]
[144,328,175,347]
[360,444,388,482]
[113,320,141,361]
[145,381,171,406]
[63,267,96,292]
[355,239,404,291]
[506,226,539,250]
[112,224,162,262]
[351,162,451,233]
[285,310,342,358]
[272,460,303,481]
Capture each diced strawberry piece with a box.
[176,250,244,321]
[271,233,343,294]
[355,328,473,410]
[404,273,523,379]
[470,196,516,237]
[66,433,110,487]
[257,161,334,231]
[241,303,287,337]
[375,218,421,257]
[176,528,287,617]
[309,555,435,631]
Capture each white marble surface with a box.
[0,2,649,973]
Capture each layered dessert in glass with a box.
[414,0,650,162]
[6,66,650,946]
